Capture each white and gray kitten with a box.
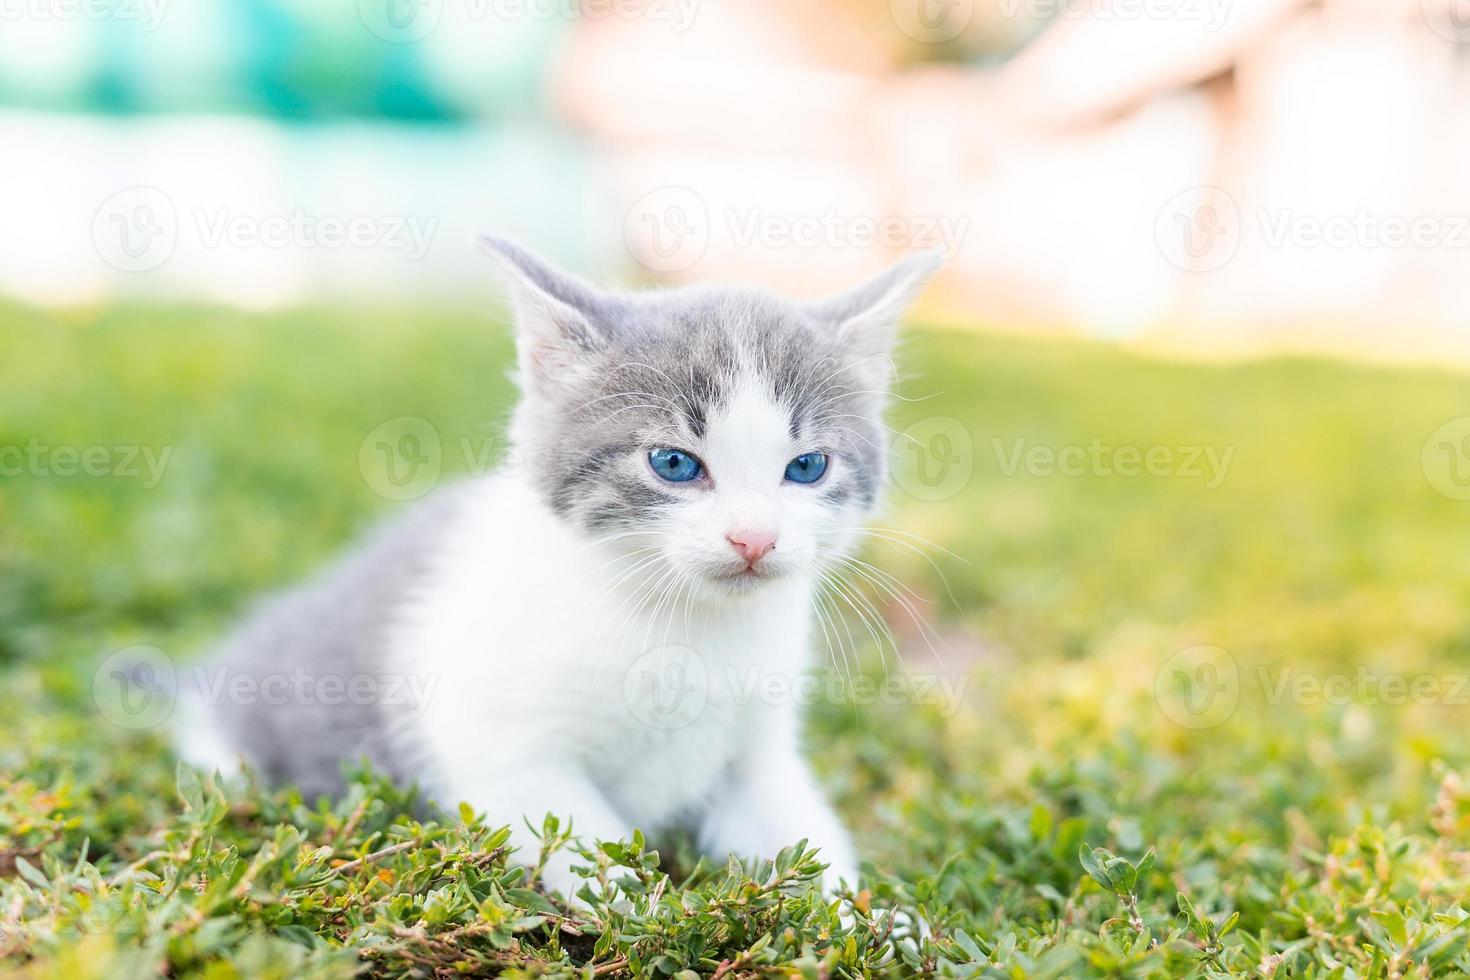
[178,238,940,898]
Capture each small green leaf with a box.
[1135,848,1156,883]
[1029,803,1053,843]
[176,761,204,813]
[505,888,561,917]
[1079,845,1112,891]
[14,857,49,890]
[1104,856,1136,893]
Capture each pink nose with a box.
[726,529,777,565]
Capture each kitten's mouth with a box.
[709,564,779,589]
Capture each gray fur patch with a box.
[513,286,889,531]
[185,488,468,800]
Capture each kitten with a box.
[177,237,940,899]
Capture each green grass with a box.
[4,301,1470,977]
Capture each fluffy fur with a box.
[178,238,939,897]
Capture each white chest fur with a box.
[390,473,814,831]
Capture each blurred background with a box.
[7,0,1470,364]
[8,2,1470,973]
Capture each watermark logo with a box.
[359,416,443,501]
[623,189,969,274]
[93,647,439,731]
[624,187,710,274]
[890,0,974,43]
[893,416,975,501]
[93,186,178,273]
[995,0,1229,30]
[354,426,675,500]
[94,645,177,730]
[1154,644,1238,729]
[727,667,971,716]
[0,440,172,488]
[0,0,170,31]
[1157,187,1470,271]
[1258,209,1470,251]
[192,666,438,715]
[992,438,1233,488]
[725,208,968,260]
[359,0,698,41]
[358,0,442,42]
[1423,416,1470,501]
[623,644,709,730]
[92,187,438,272]
[621,645,972,731]
[1155,186,1240,273]
[1259,665,1470,707]
[193,208,436,259]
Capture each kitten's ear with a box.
[478,234,613,384]
[807,251,942,370]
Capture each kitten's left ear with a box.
[478,234,616,389]
[806,251,943,367]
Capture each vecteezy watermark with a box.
[0,440,172,488]
[623,188,969,274]
[622,645,971,730]
[0,0,169,30]
[1155,186,1241,273]
[93,187,178,273]
[93,647,439,730]
[623,645,711,730]
[190,665,438,716]
[1422,416,1470,501]
[994,0,1230,30]
[359,416,445,501]
[892,416,975,502]
[1157,186,1470,272]
[624,187,711,274]
[725,209,969,261]
[193,209,436,259]
[358,0,700,43]
[992,438,1235,489]
[728,667,969,714]
[1154,649,1470,728]
[361,421,736,501]
[1154,645,1239,729]
[95,646,177,730]
[1258,666,1470,708]
[92,187,438,273]
[890,0,974,43]
[358,420,600,502]
[1257,209,1470,251]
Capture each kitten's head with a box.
[482,236,939,600]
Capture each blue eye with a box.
[648,447,704,483]
[784,452,828,485]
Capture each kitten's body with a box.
[180,241,938,896]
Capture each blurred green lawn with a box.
[5,302,1470,976]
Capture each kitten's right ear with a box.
[477,234,612,383]
[804,251,942,390]
[806,250,942,352]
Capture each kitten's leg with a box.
[448,766,630,902]
[696,735,859,894]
